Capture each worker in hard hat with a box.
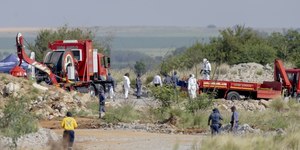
[200,58,211,80]
[188,74,197,99]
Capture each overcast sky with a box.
[1,0,299,28]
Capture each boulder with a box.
[3,82,20,95]
[259,100,271,108]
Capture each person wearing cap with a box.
[230,106,239,133]
[188,74,197,99]
[208,108,223,135]
[106,72,116,100]
[61,111,78,150]
[200,58,211,80]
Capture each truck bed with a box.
[197,80,282,99]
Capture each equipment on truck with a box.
[11,33,111,96]
[197,59,300,100]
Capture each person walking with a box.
[230,106,239,133]
[208,108,223,136]
[99,87,106,118]
[136,73,142,99]
[61,111,78,150]
[201,58,211,80]
[106,72,115,100]
[187,74,197,99]
[153,73,162,87]
[123,73,131,99]
[171,71,179,88]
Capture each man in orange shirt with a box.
[61,112,78,150]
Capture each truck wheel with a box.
[226,91,241,100]
[88,85,96,97]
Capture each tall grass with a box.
[201,126,300,150]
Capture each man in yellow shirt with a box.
[61,112,78,150]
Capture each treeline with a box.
[111,50,160,69]
[161,25,300,73]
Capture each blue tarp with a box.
[0,54,29,73]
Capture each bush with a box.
[185,94,213,113]
[150,86,179,108]
[104,101,140,123]
[0,97,38,147]
[145,75,154,85]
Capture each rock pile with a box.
[216,63,273,83]
[0,74,93,119]
[214,99,271,112]
[0,128,59,149]
[221,124,260,134]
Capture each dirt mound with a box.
[215,62,273,83]
[0,73,94,119]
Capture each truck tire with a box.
[226,91,241,100]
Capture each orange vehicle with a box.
[198,59,299,100]
[11,33,111,96]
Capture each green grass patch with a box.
[104,101,140,124]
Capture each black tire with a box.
[88,85,97,97]
[226,91,241,100]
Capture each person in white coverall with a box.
[123,73,131,99]
[188,74,197,99]
[201,58,211,80]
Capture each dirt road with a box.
[53,129,203,150]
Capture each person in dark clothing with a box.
[163,73,173,86]
[208,108,223,135]
[136,73,142,99]
[106,72,116,100]
[230,106,239,133]
[99,88,106,118]
[171,71,179,88]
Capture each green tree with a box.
[28,25,102,62]
[134,60,146,75]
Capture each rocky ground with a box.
[0,62,284,149]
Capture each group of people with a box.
[60,58,220,149]
[208,106,239,135]
[153,71,179,88]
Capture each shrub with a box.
[185,94,213,113]
[150,86,178,108]
[104,101,140,123]
[145,75,154,85]
[0,97,38,148]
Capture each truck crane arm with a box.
[13,33,58,85]
[274,59,291,91]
